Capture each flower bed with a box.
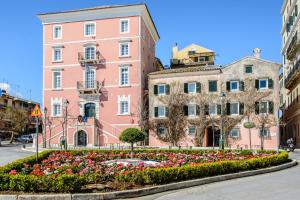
[0,150,289,193]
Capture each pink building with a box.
[38,4,159,147]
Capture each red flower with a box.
[9,170,17,175]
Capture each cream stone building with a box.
[281,0,300,147]
[149,46,280,149]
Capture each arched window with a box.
[84,103,96,118]
[75,130,87,146]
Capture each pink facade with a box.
[38,4,159,147]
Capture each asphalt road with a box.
[127,151,300,200]
[0,143,34,166]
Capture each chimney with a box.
[172,43,178,59]
[253,48,261,59]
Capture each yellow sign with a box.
[31,104,42,117]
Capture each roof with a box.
[223,56,281,68]
[148,65,222,76]
[179,43,214,53]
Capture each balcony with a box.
[285,59,300,89]
[287,32,300,60]
[78,51,102,65]
[77,81,101,95]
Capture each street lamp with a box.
[64,99,69,150]
[43,107,47,148]
[220,92,226,150]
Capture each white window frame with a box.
[120,19,130,33]
[84,22,96,37]
[118,95,130,115]
[230,102,239,116]
[230,129,240,138]
[188,126,196,136]
[209,103,217,115]
[51,98,62,117]
[230,81,239,92]
[157,106,166,118]
[261,128,269,137]
[158,84,166,96]
[259,79,268,90]
[188,104,196,117]
[119,42,130,57]
[84,68,96,89]
[259,101,269,114]
[52,48,62,62]
[84,46,96,60]
[119,65,130,86]
[52,70,62,90]
[188,82,197,94]
[53,25,62,39]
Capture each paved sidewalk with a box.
[0,143,34,166]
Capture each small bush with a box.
[119,128,145,151]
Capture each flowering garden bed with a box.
[0,150,289,193]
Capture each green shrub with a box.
[119,128,145,151]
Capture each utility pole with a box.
[64,99,69,150]
[220,92,226,150]
[43,107,47,148]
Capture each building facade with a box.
[38,4,159,147]
[281,0,300,147]
[149,46,280,149]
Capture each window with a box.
[259,79,268,89]
[188,104,196,116]
[230,103,239,115]
[84,22,96,36]
[230,129,240,138]
[85,47,96,60]
[230,81,239,91]
[53,48,62,62]
[52,103,61,117]
[245,65,253,73]
[209,104,217,115]
[158,84,166,95]
[120,101,129,115]
[120,66,129,86]
[53,25,62,39]
[188,82,196,93]
[120,43,129,56]
[84,103,96,118]
[120,19,129,33]
[259,101,268,114]
[157,126,165,136]
[261,128,269,137]
[209,81,217,92]
[158,106,166,117]
[53,71,61,89]
[85,69,95,89]
[188,126,196,136]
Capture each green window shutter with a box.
[268,79,273,89]
[154,85,158,95]
[240,81,245,91]
[196,105,200,115]
[154,107,158,117]
[184,83,188,93]
[226,81,230,91]
[239,103,244,115]
[196,82,201,93]
[255,79,259,89]
[166,84,170,95]
[255,102,259,114]
[184,105,188,116]
[217,104,221,115]
[295,5,298,16]
[226,103,231,115]
[165,107,169,117]
[269,101,274,114]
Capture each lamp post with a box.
[43,107,47,148]
[64,99,69,150]
[220,92,226,150]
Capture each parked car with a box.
[15,135,33,143]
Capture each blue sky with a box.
[0,0,283,103]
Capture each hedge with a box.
[0,150,289,193]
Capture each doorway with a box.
[207,126,220,147]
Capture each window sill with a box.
[117,113,131,116]
[119,85,131,88]
[52,60,63,63]
[119,55,131,58]
[51,115,62,118]
[52,88,63,91]
[84,35,96,38]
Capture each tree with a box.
[150,81,189,146]
[119,128,145,154]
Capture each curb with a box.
[0,160,297,200]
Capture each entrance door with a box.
[207,127,220,147]
[76,130,87,146]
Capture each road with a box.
[127,151,300,200]
[0,143,34,166]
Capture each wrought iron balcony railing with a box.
[285,58,300,89]
[78,51,102,65]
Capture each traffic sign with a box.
[31,104,42,117]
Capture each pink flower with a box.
[9,170,17,175]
